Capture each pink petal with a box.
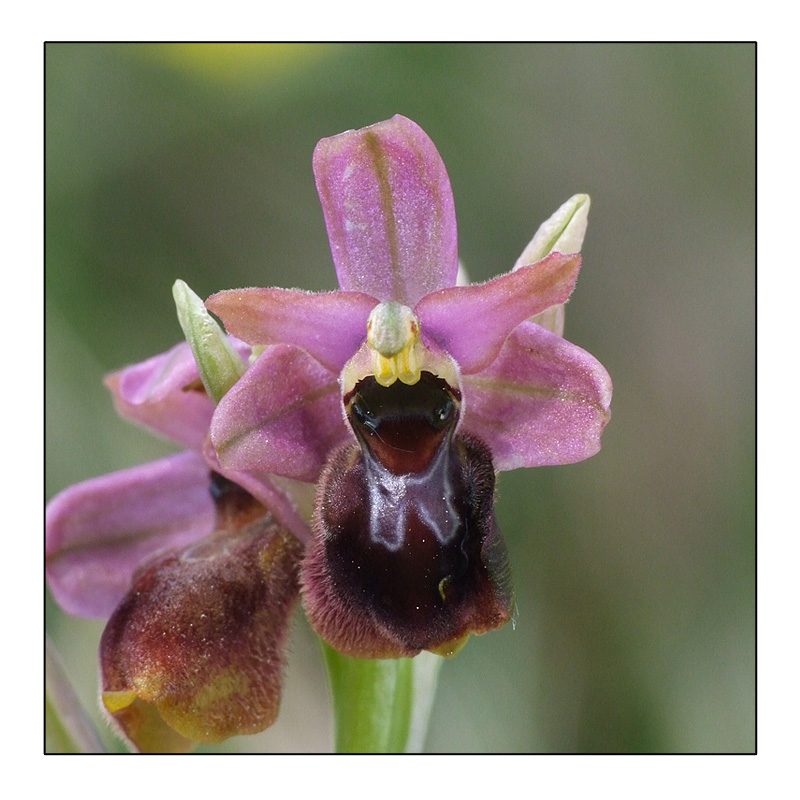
[313,115,458,305]
[46,452,215,619]
[206,287,376,372]
[105,342,215,449]
[460,321,612,470]
[211,344,352,483]
[114,342,200,403]
[416,252,582,375]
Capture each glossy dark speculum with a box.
[302,372,513,659]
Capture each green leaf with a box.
[322,642,443,753]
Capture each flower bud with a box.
[515,194,590,267]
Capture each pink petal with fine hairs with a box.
[416,252,582,375]
[206,287,377,372]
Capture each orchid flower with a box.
[46,302,316,752]
[45,114,611,752]
[208,115,611,658]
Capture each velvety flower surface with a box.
[100,475,302,753]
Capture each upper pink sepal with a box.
[104,339,252,450]
[313,115,458,305]
[104,343,215,450]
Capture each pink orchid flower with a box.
[207,115,612,658]
[46,114,611,752]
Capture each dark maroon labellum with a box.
[302,372,513,659]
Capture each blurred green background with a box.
[45,43,755,753]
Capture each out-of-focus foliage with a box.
[46,43,754,753]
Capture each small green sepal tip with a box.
[172,279,246,404]
[516,193,591,266]
[514,194,591,337]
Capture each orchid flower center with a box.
[341,300,460,400]
[366,301,421,387]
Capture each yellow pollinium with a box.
[366,301,422,387]
[371,344,421,387]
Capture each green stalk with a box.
[322,642,443,753]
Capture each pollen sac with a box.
[302,372,513,659]
[99,474,303,752]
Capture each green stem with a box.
[322,642,443,753]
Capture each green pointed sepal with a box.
[515,194,591,336]
[173,279,246,404]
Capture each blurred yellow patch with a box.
[139,43,335,84]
